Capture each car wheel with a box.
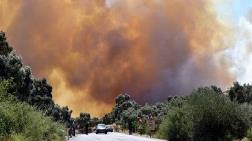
[105,132,107,134]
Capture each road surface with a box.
[69,132,166,141]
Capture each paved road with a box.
[69,132,166,141]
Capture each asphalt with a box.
[68,132,166,141]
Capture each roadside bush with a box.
[158,88,251,141]
[138,120,148,135]
[0,80,66,141]
[246,128,252,140]
[157,107,193,141]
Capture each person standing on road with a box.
[85,121,89,135]
[147,114,155,138]
[67,110,73,138]
[72,120,76,137]
[128,119,133,135]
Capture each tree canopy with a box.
[0,31,71,123]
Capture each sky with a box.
[2,0,252,116]
[215,0,252,22]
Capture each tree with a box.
[0,32,12,56]
[0,79,65,141]
[102,112,114,125]
[105,93,140,131]
[158,107,193,141]
[229,82,252,104]
[77,112,91,132]
[29,78,54,111]
[90,117,101,127]
[113,94,139,121]
[115,94,131,105]
[158,87,250,141]
[0,31,71,123]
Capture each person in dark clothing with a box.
[67,111,73,138]
[67,110,73,126]
[72,121,76,136]
[85,122,89,135]
[68,127,73,138]
[128,119,133,135]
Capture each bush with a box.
[158,88,250,141]
[157,107,193,141]
[246,128,252,140]
[0,80,66,141]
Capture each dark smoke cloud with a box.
[1,0,234,116]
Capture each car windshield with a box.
[97,124,106,128]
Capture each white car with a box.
[96,124,107,134]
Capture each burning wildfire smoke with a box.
[0,0,234,116]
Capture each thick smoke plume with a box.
[1,0,233,116]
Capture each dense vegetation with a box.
[158,87,251,141]
[0,80,65,141]
[0,32,71,140]
[3,30,252,140]
[98,84,252,140]
[99,93,185,135]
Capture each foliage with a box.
[102,112,114,125]
[0,80,65,141]
[77,113,91,129]
[138,119,148,135]
[158,87,251,141]
[102,93,188,134]
[229,82,252,104]
[0,31,71,123]
[246,128,252,140]
[0,32,13,55]
[121,107,139,129]
[90,117,101,127]
[158,107,193,141]
[113,94,139,120]
[138,96,187,132]
[47,105,72,124]
[111,94,140,129]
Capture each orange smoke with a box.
[1,0,234,117]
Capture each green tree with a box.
[113,94,139,121]
[102,112,114,125]
[29,78,54,110]
[77,113,91,130]
[0,79,65,141]
[229,82,252,104]
[0,31,72,123]
[158,87,250,141]
[90,117,101,127]
[158,107,193,141]
[0,32,12,55]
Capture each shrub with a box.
[246,128,252,140]
[0,80,66,141]
[157,107,193,141]
[158,88,250,141]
